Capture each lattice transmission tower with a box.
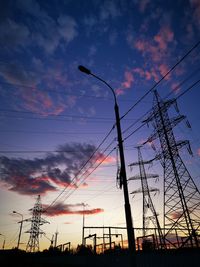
[143,90,200,248]
[129,146,165,248]
[26,195,49,252]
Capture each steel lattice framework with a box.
[129,146,165,248]
[26,195,49,252]
[143,90,200,248]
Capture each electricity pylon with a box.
[129,146,165,248]
[26,195,49,252]
[143,90,200,248]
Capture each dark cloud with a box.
[43,202,104,217]
[0,142,99,195]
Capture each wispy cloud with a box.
[44,202,104,217]
[100,0,122,20]
[1,0,78,54]
[0,18,30,48]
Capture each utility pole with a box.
[143,90,200,248]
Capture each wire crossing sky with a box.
[0,0,200,250]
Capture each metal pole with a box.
[82,204,85,245]
[17,220,23,249]
[78,65,136,253]
[114,103,136,253]
[13,211,23,249]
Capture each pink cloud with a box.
[197,148,200,156]
[116,70,135,95]
[158,63,170,79]
[96,155,116,165]
[115,88,124,96]
[154,26,174,51]
[122,71,134,89]
[132,67,159,83]
[134,25,174,63]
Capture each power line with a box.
[58,146,116,204]
[0,108,115,121]
[1,77,199,154]
[49,137,116,206]
[0,114,115,123]
[123,78,200,142]
[44,125,115,211]
[120,40,200,121]
[0,80,133,103]
[0,130,107,135]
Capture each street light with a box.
[78,65,136,255]
[13,211,24,249]
[0,234,5,250]
[82,203,89,246]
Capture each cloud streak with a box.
[44,202,104,217]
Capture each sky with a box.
[0,0,200,251]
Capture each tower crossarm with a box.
[129,159,155,167]
[129,174,159,181]
[143,98,177,124]
[175,140,193,155]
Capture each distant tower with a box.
[143,90,200,248]
[129,146,165,248]
[26,195,49,252]
[54,230,59,248]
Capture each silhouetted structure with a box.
[129,146,165,249]
[143,90,200,248]
[26,195,49,252]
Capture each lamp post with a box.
[13,211,23,249]
[0,234,5,250]
[78,65,136,256]
[82,203,85,246]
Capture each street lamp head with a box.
[78,65,91,75]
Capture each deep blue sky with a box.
[0,0,200,250]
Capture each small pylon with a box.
[129,146,165,249]
[26,195,49,252]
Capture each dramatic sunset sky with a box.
[0,0,200,250]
